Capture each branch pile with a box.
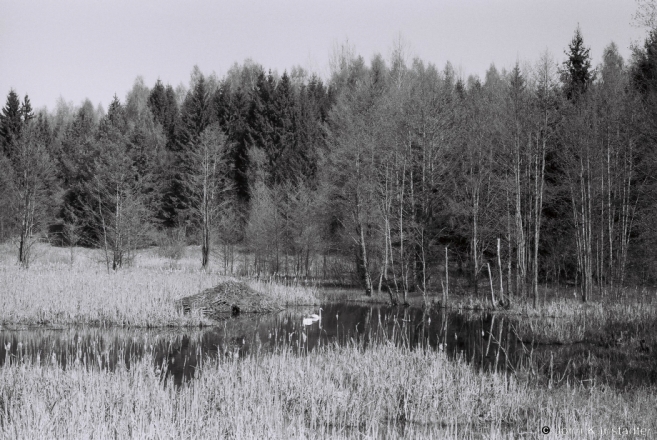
[176,280,282,319]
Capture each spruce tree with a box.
[148,80,180,151]
[93,97,152,270]
[249,70,276,176]
[632,30,657,97]
[0,90,23,155]
[21,95,34,125]
[269,71,297,184]
[169,74,214,227]
[561,26,593,101]
[58,102,99,244]
[179,75,212,149]
[34,111,52,147]
[103,95,128,136]
[227,86,253,203]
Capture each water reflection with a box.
[1,303,655,388]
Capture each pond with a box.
[2,302,655,388]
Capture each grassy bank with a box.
[0,244,320,328]
[1,341,655,439]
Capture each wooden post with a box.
[487,263,496,310]
[444,247,449,305]
[497,238,504,304]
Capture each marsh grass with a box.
[0,244,319,327]
[247,279,320,306]
[0,264,220,327]
[2,243,657,437]
[510,297,657,346]
[429,285,657,351]
[1,340,655,439]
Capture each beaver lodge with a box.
[176,280,283,320]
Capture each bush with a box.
[156,228,187,260]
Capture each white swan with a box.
[303,308,323,325]
[309,308,323,321]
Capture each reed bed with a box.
[0,245,319,327]
[247,278,320,306]
[510,299,657,346]
[439,288,657,347]
[0,264,221,327]
[516,295,657,320]
[1,341,655,439]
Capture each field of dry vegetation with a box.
[0,243,320,328]
[1,341,656,438]
[1,243,657,438]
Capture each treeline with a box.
[2,28,657,302]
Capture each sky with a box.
[0,0,649,112]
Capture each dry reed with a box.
[0,244,319,327]
[1,341,655,439]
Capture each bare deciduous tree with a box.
[182,124,231,269]
[1,123,56,267]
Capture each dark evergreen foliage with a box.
[561,27,594,101]
[21,95,34,125]
[632,30,657,97]
[4,33,657,289]
[147,81,180,151]
[0,90,23,156]
[215,84,253,204]
[179,75,212,149]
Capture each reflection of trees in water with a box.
[2,305,655,388]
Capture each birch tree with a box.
[1,119,56,266]
[560,28,596,301]
[182,124,231,268]
[89,98,153,271]
[325,55,379,295]
[529,51,559,305]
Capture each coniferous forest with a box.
[2,28,657,304]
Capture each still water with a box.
[1,302,654,388]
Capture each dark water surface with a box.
[2,302,655,388]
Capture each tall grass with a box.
[0,263,220,327]
[247,278,320,306]
[509,297,657,345]
[0,244,319,327]
[1,341,655,438]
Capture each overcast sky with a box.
[0,0,648,111]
